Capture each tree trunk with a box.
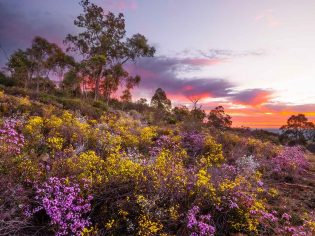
[94,77,100,101]
[94,66,104,101]
[36,77,40,93]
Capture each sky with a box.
[0,0,315,128]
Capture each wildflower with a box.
[29,177,92,236]
[0,118,24,156]
[187,206,216,236]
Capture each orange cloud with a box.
[249,91,273,106]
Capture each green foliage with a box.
[0,71,17,87]
[7,37,74,93]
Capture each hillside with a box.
[0,87,314,236]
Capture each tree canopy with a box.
[150,88,172,111]
[280,114,315,145]
[207,106,232,130]
[7,37,74,92]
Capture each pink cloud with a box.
[103,0,138,11]
[231,89,273,106]
[255,9,280,27]
[180,58,224,66]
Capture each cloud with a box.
[264,103,315,118]
[201,49,265,58]
[128,57,277,108]
[128,55,314,129]
[0,1,69,66]
[230,89,273,106]
[128,56,233,102]
[102,0,138,11]
[255,9,280,28]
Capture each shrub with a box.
[181,131,204,158]
[0,118,25,157]
[187,206,216,236]
[272,146,308,176]
[27,177,92,236]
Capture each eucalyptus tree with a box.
[151,88,172,111]
[6,49,34,88]
[65,0,155,101]
[7,37,74,92]
[207,106,232,130]
[27,36,55,93]
[47,45,75,86]
[280,114,315,145]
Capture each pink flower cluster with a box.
[149,135,178,157]
[0,118,24,156]
[31,177,92,236]
[272,146,308,174]
[181,131,204,157]
[187,206,216,236]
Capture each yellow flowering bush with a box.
[15,155,44,181]
[139,126,157,146]
[199,135,224,168]
[137,214,163,236]
[149,149,188,195]
[105,152,143,182]
[93,128,122,156]
[196,169,216,199]
[67,151,106,184]
[24,116,44,143]
[47,136,64,151]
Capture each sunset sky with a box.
[1,0,315,128]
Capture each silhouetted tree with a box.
[280,114,315,145]
[207,106,232,130]
[150,88,171,111]
[120,89,132,103]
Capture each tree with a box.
[27,36,57,93]
[7,37,74,92]
[7,37,72,92]
[191,108,206,123]
[188,97,206,123]
[207,106,232,130]
[280,114,315,145]
[120,89,132,103]
[136,98,148,106]
[150,88,171,111]
[6,49,34,88]
[65,0,155,101]
[173,105,190,122]
[61,69,82,96]
[47,45,75,86]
